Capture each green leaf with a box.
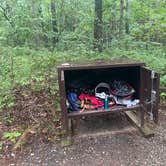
[2,132,11,139]
[10,138,16,142]
[12,131,21,137]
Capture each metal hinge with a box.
[151,70,157,103]
[150,71,157,120]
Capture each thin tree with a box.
[59,0,65,35]
[125,0,130,34]
[94,0,103,52]
[50,0,58,47]
[38,1,49,46]
[119,0,124,36]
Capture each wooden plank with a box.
[68,105,141,118]
[125,111,154,138]
[160,87,166,93]
[140,125,154,138]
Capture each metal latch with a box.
[151,70,157,79]
[151,70,155,79]
[151,90,156,103]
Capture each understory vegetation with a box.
[0,40,165,109]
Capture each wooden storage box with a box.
[57,59,160,134]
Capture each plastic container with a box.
[104,97,108,109]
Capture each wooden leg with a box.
[125,110,154,138]
[62,114,69,134]
[75,118,80,134]
[153,106,158,124]
[61,118,73,147]
[70,118,80,135]
[140,106,145,127]
[71,119,75,135]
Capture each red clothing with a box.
[79,94,104,109]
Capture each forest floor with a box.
[1,109,166,166]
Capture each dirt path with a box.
[1,111,166,166]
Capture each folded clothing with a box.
[67,92,81,111]
[79,94,104,109]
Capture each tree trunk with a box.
[59,0,65,34]
[111,2,117,36]
[32,0,41,47]
[119,0,124,37]
[125,0,130,34]
[94,0,103,52]
[38,1,49,47]
[50,0,58,47]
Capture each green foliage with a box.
[160,92,166,102]
[0,0,165,49]
[0,0,94,48]
[161,75,166,87]
[2,131,21,143]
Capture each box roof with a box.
[58,58,145,70]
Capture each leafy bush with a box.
[2,131,21,143]
[161,75,166,87]
[160,92,166,103]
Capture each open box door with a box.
[141,67,160,123]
